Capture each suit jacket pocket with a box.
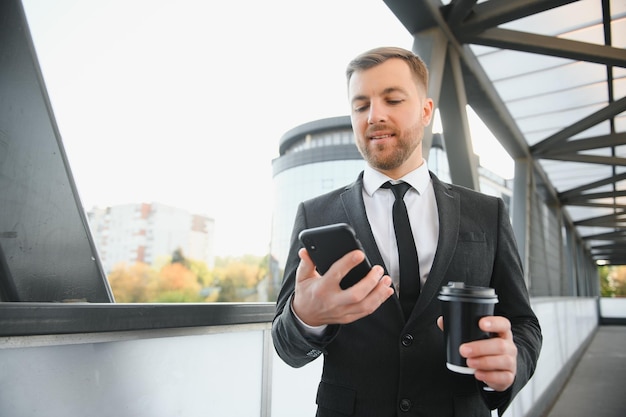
[458,231,486,242]
[447,232,491,285]
[316,380,356,416]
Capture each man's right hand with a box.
[292,247,394,327]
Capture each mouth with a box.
[369,133,394,140]
[366,125,395,141]
[367,130,396,143]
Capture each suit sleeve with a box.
[271,202,340,368]
[486,198,543,414]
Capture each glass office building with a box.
[270,116,366,287]
[269,116,511,297]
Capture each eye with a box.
[353,104,369,113]
[387,99,404,105]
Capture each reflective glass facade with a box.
[270,118,366,288]
[269,118,512,298]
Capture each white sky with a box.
[22,0,512,257]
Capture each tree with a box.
[600,265,626,297]
[106,253,271,303]
[612,266,626,296]
[600,266,613,297]
[212,254,268,302]
[151,262,203,302]
[107,262,157,302]
[171,247,189,267]
[188,258,213,287]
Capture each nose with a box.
[367,102,387,124]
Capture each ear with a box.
[422,98,434,125]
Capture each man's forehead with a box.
[349,66,415,99]
[350,85,408,102]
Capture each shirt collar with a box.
[363,160,431,197]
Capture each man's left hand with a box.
[437,316,517,392]
[461,316,517,392]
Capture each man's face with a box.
[348,58,433,179]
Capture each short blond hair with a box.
[346,46,429,94]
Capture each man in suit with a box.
[272,46,542,416]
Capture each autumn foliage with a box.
[107,250,269,303]
[107,262,158,303]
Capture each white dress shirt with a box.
[292,161,440,334]
[362,160,439,294]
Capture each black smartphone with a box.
[298,223,372,289]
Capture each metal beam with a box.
[462,28,626,68]
[512,158,531,283]
[540,132,626,156]
[445,0,478,28]
[564,201,626,209]
[532,96,626,154]
[592,243,626,250]
[383,0,441,34]
[560,172,626,199]
[582,230,626,241]
[539,153,626,167]
[439,47,479,190]
[457,0,578,35]
[412,28,449,160]
[562,190,626,204]
[574,210,626,227]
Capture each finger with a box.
[322,249,369,288]
[460,335,517,359]
[358,272,394,307]
[295,248,319,283]
[340,263,385,295]
[466,346,516,373]
[478,316,512,339]
[474,369,516,393]
[331,274,394,324]
[436,316,444,331]
[332,264,385,306]
[471,347,517,390]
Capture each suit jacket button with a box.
[306,349,322,358]
[401,333,413,347]
[399,398,412,412]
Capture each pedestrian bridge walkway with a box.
[543,325,626,417]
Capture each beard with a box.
[356,124,422,172]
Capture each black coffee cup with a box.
[438,282,498,374]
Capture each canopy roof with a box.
[385,0,626,265]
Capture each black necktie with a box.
[382,181,420,319]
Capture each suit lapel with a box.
[338,172,461,322]
[412,174,460,318]
[339,173,387,271]
[340,174,404,319]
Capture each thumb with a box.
[296,248,318,284]
[437,316,444,332]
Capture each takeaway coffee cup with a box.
[438,282,498,374]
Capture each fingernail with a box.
[459,345,472,356]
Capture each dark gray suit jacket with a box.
[272,172,542,417]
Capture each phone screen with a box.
[299,223,372,289]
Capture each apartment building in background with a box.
[88,202,215,273]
